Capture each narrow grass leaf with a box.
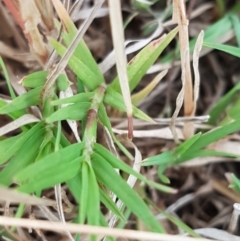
[105,87,153,122]
[230,14,240,47]
[141,151,175,166]
[0,114,40,136]
[0,127,45,186]
[53,0,103,82]
[131,70,168,106]
[80,162,89,223]
[94,144,176,194]
[0,57,16,99]
[203,42,240,58]
[20,71,47,88]
[15,144,85,193]
[51,92,94,106]
[110,27,178,93]
[16,157,83,193]
[0,122,44,165]
[160,211,199,237]
[50,39,104,90]
[87,165,100,226]
[91,153,165,233]
[208,82,240,124]
[0,99,26,124]
[177,149,240,164]
[43,0,104,101]
[46,102,91,123]
[57,74,70,91]
[174,132,202,157]
[0,87,42,114]
[186,119,240,152]
[99,189,125,221]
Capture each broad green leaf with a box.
[50,39,104,90]
[110,27,178,93]
[15,143,85,193]
[91,152,165,233]
[21,71,47,88]
[0,127,45,186]
[0,87,42,114]
[203,42,240,58]
[208,82,240,124]
[141,151,175,166]
[51,92,94,106]
[45,102,91,123]
[94,143,176,194]
[0,122,44,165]
[105,87,153,122]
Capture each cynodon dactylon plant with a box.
[0,0,180,239]
[1,0,240,241]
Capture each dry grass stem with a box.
[172,0,194,140]
[42,0,104,101]
[0,216,216,241]
[108,0,133,139]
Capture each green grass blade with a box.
[0,87,42,114]
[0,122,44,165]
[21,71,47,88]
[203,42,240,58]
[0,126,45,186]
[0,57,16,99]
[174,132,202,157]
[79,162,89,223]
[141,151,175,166]
[177,149,240,164]
[45,102,91,123]
[230,15,240,47]
[91,153,165,233]
[187,119,240,152]
[51,92,94,106]
[87,165,100,226]
[50,39,104,90]
[208,82,240,124]
[94,143,176,194]
[105,87,153,122]
[110,27,178,93]
[99,188,125,221]
[15,144,85,193]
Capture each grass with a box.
[0,0,240,240]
